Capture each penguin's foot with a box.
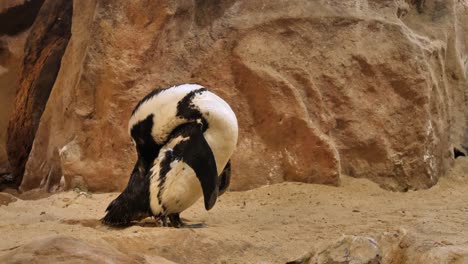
[155,214,206,228]
[158,216,169,227]
[168,213,184,228]
[168,213,206,228]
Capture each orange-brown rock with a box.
[0,0,44,177]
[11,0,468,192]
[6,0,71,186]
[0,192,16,206]
[0,38,19,174]
[0,0,44,36]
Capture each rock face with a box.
[4,0,468,191]
[6,0,72,187]
[0,37,20,174]
[0,0,45,176]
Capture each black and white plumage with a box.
[102,84,238,227]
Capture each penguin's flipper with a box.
[173,123,219,210]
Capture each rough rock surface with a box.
[0,37,20,173]
[7,0,468,191]
[0,235,176,264]
[0,0,44,36]
[0,0,44,176]
[290,230,468,264]
[309,235,382,264]
[0,192,17,206]
[5,0,72,187]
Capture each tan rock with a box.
[309,235,382,264]
[377,230,468,264]
[0,192,17,206]
[290,230,468,264]
[0,235,176,264]
[415,246,468,264]
[10,0,468,191]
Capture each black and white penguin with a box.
[102,84,238,227]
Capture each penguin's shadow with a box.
[61,218,206,229]
[130,218,207,229]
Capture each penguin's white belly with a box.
[149,159,203,215]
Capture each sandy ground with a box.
[1,159,468,263]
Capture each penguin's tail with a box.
[101,190,150,226]
[101,162,150,227]
[101,193,132,226]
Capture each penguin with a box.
[102,84,238,227]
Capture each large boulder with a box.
[6,0,468,191]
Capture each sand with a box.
[1,158,468,263]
